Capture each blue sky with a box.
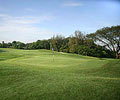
[0,0,120,43]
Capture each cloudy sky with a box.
[0,0,120,43]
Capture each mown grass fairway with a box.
[0,48,120,100]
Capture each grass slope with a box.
[0,48,120,100]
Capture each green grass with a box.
[0,48,120,100]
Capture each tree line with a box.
[0,25,120,58]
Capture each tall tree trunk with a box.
[116,53,120,59]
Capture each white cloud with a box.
[0,14,53,25]
[0,14,56,43]
[63,2,83,7]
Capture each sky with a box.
[0,0,120,43]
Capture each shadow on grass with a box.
[0,59,5,61]
[99,58,106,60]
[0,50,6,53]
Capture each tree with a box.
[12,41,17,48]
[17,42,25,49]
[77,45,89,56]
[74,30,85,45]
[68,31,85,53]
[8,42,12,48]
[68,37,76,53]
[12,41,25,49]
[60,37,69,53]
[87,26,120,58]
[50,35,65,51]
[36,40,50,49]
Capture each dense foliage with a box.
[87,25,120,58]
[0,25,119,58]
